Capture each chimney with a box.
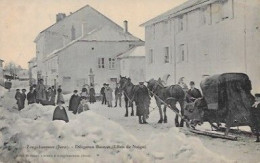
[56,13,66,22]
[123,20,128,33]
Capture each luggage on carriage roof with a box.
[200,73,254,126]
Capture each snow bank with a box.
[0,97,232,162]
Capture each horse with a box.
[147,78,186,127]
[119,76,138,117]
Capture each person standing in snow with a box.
[21,89,27,109]
[56,88,65,104]
[27,86,36,105]
[15,89,23,110]
[100,83,107,105]
[77,97,90,114]
[36,79,46,104]
[53,100,69,123]
[50,86,56,106]
[114,83,122,107]
[105,84,113,107]
[251,93,260,142]
[80,87,88,100]
[89,84,96,104]
[69,90,81,114]
[134,82,150,124]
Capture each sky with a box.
[0,0,186,69]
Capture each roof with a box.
[140,0,214,26]
[35,5,141,42]
[117,46,145,59]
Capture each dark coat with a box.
[134,85,150,116]
[53,106,69,123]
[69,94,81,113]
[186,88,202,103]
[89,88,96,103]
[27,91,36,105]
[15,92,23,110]
[100,87,105,95]
[251,103,260,134]
[21,93,26,108]
[115,87,122,97]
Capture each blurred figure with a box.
[251,93,260,142]
[89,84,96,104]
[178,77,188,92]
[15,89,23,110]
[21,89,27,109]
[80,87,88,100]
[56,88,65,104]
[50,86,56,105]
[36,79,46,104]
[77,97,90,114]
[186,81,202,103]
[114,83,122,107]
[27,86,36,105]
[100,83,107,105]
[53,100,69,123]
[69,90,81,114]
[105,84,113,107]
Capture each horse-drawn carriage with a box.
[184,73,255,137]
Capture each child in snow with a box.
[77,97,90,114]
[53,100,69,123]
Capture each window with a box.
[108,58,115,69]
[164,47,170,63]
[149,49,154,64]
[179,44,186,62]
[178,16,184,32]
[71,25,76,40]
[98,58,105,68]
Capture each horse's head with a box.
[119,75,130,91]
[147,78,163,96]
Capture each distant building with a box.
[117,46,146,84]
[34,5,143,93]
[17,69,29,81]
[141,0,260,93]
[0,59,4,86]
[28,57,37,85]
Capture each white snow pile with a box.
[0,104,232,163]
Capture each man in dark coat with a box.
[186,81,202,103]
[134,82,150,124]
[114,83,122,107]
[15,89,23,110]
[69,90,81,114]
[100,83,106,105]
[251,93,260,142]
[21,89,27,109]
[50,86,56,105]
[89,85,96,104]
[27,86,36,105]
[53,100,69,123]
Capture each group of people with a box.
[100,83,122,108]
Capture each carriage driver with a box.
[186,81,202,103]
[251,93,260,142]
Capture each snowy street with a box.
[0,86,260,163]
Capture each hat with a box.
[22,89,26,91]
[190,81,195,85]
[57,100,65,104]
[73,90,78,93]
[16,89,20,91]
[255,93,260,97]
[139,82,144,85]
[103,83,106,86]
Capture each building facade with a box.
[35,5,143,93]
[141,0,260,93]
[0,59,4,86]
[117,46,146,84]
[28,58,37,86]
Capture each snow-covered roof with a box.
[117,46,145,59]
[140,0,214,26]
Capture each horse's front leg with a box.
[125,96,128,117]
[130,102,134,116]
[156,98,163,123]
[179,100,185,127]
[163,105,167,123]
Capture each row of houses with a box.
[31,0,260,93]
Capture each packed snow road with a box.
[0,86,259,163]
